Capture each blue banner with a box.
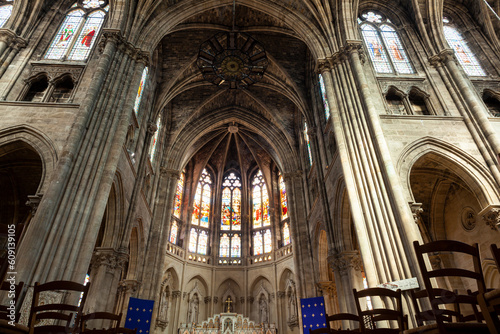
[125,297,155,334]
[300,296,327,333]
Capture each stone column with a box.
[15,30,148,291]
[0,29,27,79]
[316,281,338,322]
[430,49,500,186]
[115,279,142,325]
[85,248,128,315]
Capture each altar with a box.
[178,313,277,334]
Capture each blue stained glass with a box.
[0,5,13,28]
[134,67,149,115]
[380,25,413,74]
[220,233,230,257]
[443,25,486,76]
[318,74,330,120]
[231,234,240,257]
[68,10,105,61]
[361,24,393,74]
[45,10,85,60]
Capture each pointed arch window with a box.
[304,122,312,166]
[252,170,272,255]
[318,74,330,120]
[279,173,291,246]
[0,1,14,28]
[45,1,109,61]
[190,169,212,255]
[283,223,290,246]
[173,171,184,218]
[134,67,149,115]
[219,172,241,259]
[443,17,486,77]
[169,221,178,244]
[358,11,413,74]
[149,113,161,163]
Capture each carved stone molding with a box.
[316,59,332,73]
[159,167,181,179]
[428,254,442,271]
[479,205,500,231]
[316,281,337,296]
[26,194,43,214]
[147,121,158,135]
[429,49,456,67]
[155,319,168,330]
[213,296,218,304]
[28,62,85,84]
[0,29,27,49]
[204,296,212,304]
[277,291,285,299]
[172,290,181,299]
[283,170,303,181]
[328,250,362,274]
[118,279,141,294]
[409,202,423,224]
[90,248,128,273]
[343,40,366,63]
[98,29,149,65]
[240,297,245,304]
[248,297,254,304]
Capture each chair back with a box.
[309,327,331,334]
[28,280,91,334]
[326,312,359,333]
[117,328,137,334]
[413,240,487,330]
[0,280,24,322]
[353,287,407,334]
[410,288,461,326]
[80,312,122,334]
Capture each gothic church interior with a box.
[1,0,500,332]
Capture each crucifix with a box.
[225,296,233,312]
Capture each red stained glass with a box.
[173,172,184,218]
[279,175,288,220]
[221,187,231,230]
[253,231,263,256]
[231,234,241,257]
[220,233,230,257]
[283,223,290,246]
[169,221,178,244]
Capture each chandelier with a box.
[196,1,268,89]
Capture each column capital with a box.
[147,121,158,135]
[26,194,43,214]
[118,279,141,294]
[343,40,366,63]
[172,290,182,299]
[160,167,181,179]
[429,49,455,67]
[409,202,423,224]
[316,59,332,73]
[277,291,285,299]
[479,204,500,231]
[328,250,362,274]
[283,170,303,181]
[204,296,212,304]
[90,248,129,273]
[316,281,336,296]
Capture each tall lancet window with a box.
[252,170,272,255]
[219,172,242,260]
[0,1,14,28]
[169,221,178,244]
[173,171,184,218]
[318,74,330,120]
[304,122,313,166]
[358,11,413,74]
[443,17,486,76]
[149,113,160,163]
[45,1,109,61]
[189,168,212,255]
[279,173,290,246]
[134,67,149,115]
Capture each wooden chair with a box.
[0,280,24,322]
[353,287,407,334]
[326,312,359,333]
[411,240,489,334]
[27,280,90,334]
[409,288,466,326]
[116,328,137,334]
[79,312,122,334]
[476,244,500,334]
[309,327,332,334]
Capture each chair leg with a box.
[477,294,500,334]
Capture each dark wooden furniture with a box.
[326,312,359,333]
[80,312,122,334]
[477,244,500,334]
[27,280,90,334]
[309,327,332,334]
[116,328,137,334]
[353,287,407,334]
[410,240,489,334]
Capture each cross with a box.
[225,296,232,312]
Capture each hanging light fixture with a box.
[197,0,268,89]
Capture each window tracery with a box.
[0,1,13,28]
[149,113,160,163]
[219,172,241,260]
[318,74,330,120]
[190,169,212,255]
[252,170,271,255]
[304,122,312,166]
[45,1,108,61]
[442,17,486,77]
[358,11,413,74]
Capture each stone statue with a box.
[188,294,199,324]
[159,287,169,320]
[288,288,297,321]
[259,297,268,324]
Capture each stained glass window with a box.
[304,122,312,166]
[192,169,212,228]
[252,171,270,228]
[318,74,330,120]
[134,67,149,115]
[220,173,241,230]
[359,11,413,75]
[220,233,230,257]
[252,170,271,255]
[190,169,212,255]
[231,234,241,257]
[283,223,290,246]
[169,221,178,244]
[149,114,161,162]
[173,172,184,218]
[279,174,288,220]
[45,2,107,61]
[0,4,13,28]
[443,19,486,77]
